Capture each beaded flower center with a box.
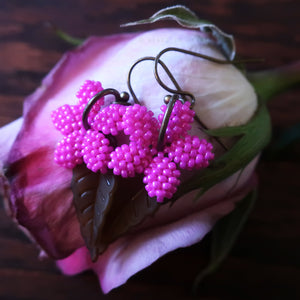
[52,80,214,203]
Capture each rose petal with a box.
[0,118,23,212]
[0,118,23,164]
[57,160,257,293]
[98,199,234,293]
[57,198,236,293]
[57,176,255,293]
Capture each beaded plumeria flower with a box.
[52,80,214,203]
[144,96,214,202]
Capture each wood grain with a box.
[0,0,299,299]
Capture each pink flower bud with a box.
[0,28,258,293]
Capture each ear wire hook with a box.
[127,56,184,104]
[157,94,185,152]
[154,47,234,101]
[82,88,129,130]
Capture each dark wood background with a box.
[0,0,299,299]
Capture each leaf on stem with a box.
[45,21,84,46]
[122,5,235,60]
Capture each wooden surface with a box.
[0,0,299,299]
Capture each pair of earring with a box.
[51,47,235,202]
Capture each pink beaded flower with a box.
[54,91,160,177]
[143,100,214,202]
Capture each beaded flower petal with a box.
[108,142,154,177]
[158,100,195,144]
[167,136,215,170]
[76,80,104,122]
[143,152,181,203]
[122,104,159,146]
[52,80,103,169]
[92,104,126,136]
[82,130,113,173]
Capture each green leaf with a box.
[193,189,257,291]
[247,61,300,103]
[175,104,271,199]
[46,21,83,46]
[122,5,235,60]
[205,123,248,137]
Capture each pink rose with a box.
[0,28,258,293]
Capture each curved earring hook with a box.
[127,56,186,104]
[153,47,234,151]
[154,47,234,102]
[82,88,129,130]
[157,94,185,152]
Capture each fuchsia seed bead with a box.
[92,104,124,136]
[108,142,153,177]
[166,135,214,171]
[158,100,195,143]
[54,130,84,168]
[76,80,104,125]
[51,105,83,136]
[144,154,181,203]
[82,130,113,173]
[122,104,159,147]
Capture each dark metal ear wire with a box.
[82,88,129,130]
[157,94,185,151]
[127,56,185,105]
[154,47,233,101]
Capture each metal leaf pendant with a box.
[72,164,158,261]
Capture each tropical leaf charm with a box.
[72,164,158,261]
